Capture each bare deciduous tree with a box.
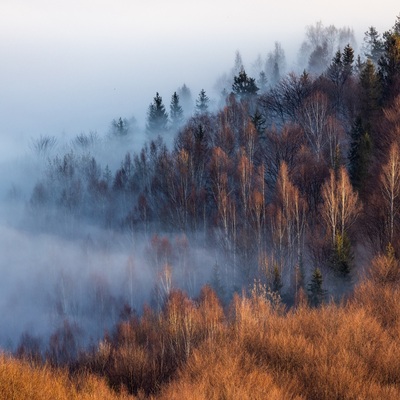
[380,142,400,243]
[321,167,360,246]
[298,91,330,161]
[271,162,307,280]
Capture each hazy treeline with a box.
[29,14,400,302]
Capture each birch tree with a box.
[321,166,360,276]
[272,162,307,278]
[298,91,330,161]
[380,142,400,243]
[321,167,360,247]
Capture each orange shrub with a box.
[0,354,132,400]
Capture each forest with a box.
[2,14,400,399]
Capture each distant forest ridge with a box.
[28,15,400,303]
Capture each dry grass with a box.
[157,340,296,400]
[160,266,400,399]
[3,260,400,399]
[80,286,226,396]
[0,354,133,400]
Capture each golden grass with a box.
[157,340,296,400]
[3,259,400,399]
[0,354,133,400]
[160,273,400,399]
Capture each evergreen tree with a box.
[363,26,384,65]
[251,109,266,135]
[378,28,400,103]
[354,55,364,75]
[329,233,354,278]
[111,117,130,137]
[308,41,329,75]
[232,69,259,99]
[265,42,286,85]
[342,44,354,81]
[146,92,169,136]
[326,45,354,85]
[195,89,210,114]
[348,116,372,191]
[394,14,400,35]
[308,267,326,307]
[178,84,193,116]
[170,92,184,129]
[326,50,342,85]
[359,59,381,125]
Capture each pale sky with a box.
[0,0,399,156]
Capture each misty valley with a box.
[2,14,400,399]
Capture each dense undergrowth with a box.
[2,249,400,399]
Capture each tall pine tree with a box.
[232,69,259,100]
[348,116,372,192]
[308,268,326,307]
[195,89,210,114]
[363,26,384,65]
[378,24,400,103]
[146,92,169,136]
[342,44,354,82]
[359,59,381,124]
[170,92,184,130]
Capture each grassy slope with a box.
[2,254,400,399]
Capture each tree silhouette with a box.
[308,267,326,307]
[232,69,259,100]
[170,92,184,129]
[195,89,210,114]
[146,92,169,136]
